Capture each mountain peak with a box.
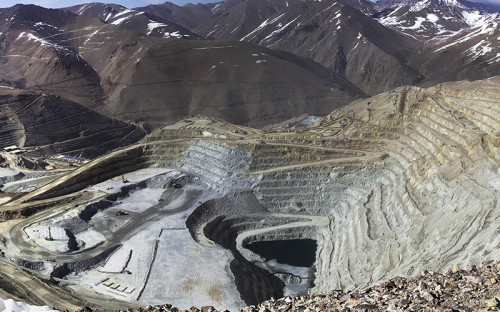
[401,0,468,10]
[435,0,465,7]
[376,0,500,13]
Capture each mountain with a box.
[60,0,500,96]
[64,3,200,39]
[0,4,107,109]
[411,14,500,86]
[63,2,127,21]
[373,0,500,40]
[133,1,238,31]
[371,0,500,85]
[459,0,500,13]
[0,4,364,130]
[2,0,500,149]
[194,0,424,95]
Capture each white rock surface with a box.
[0,298,57,312]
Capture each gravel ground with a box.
[103,263,500,312]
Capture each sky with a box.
[0,0,499,9]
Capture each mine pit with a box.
[246,239,317,296]
[0,77,499,311]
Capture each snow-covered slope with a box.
[371,0,500,85]
[410,14,500,86]
[432,14,500,63]
[0,298,57,312]
[374,0,500,40]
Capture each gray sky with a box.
[0,0,499,9]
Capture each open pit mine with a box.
[0,77,499,311]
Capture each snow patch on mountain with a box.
[377,0,500,42]
[114,9,134,19]
[427,13,439,22]
[105,12,113,21]
[464,39,492,56]
[75,3,96,15]
[405,16,425,29]
[409,0,431,12]
[260,16,300,45]
[16,32,69,51]
[432,16,499,63]
[461,10,483,25]
[33,22,60,30]
[211,3,223,15]
[440,0,466,8]
[111,16,130,25]
[241,13,286,41]
[111,12,143,26]
[147,22,168,35]
[164,31,182,38]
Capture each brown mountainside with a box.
[0,4,364,130]
[64,3,200,39]
[194,0,424,95]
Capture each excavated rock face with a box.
[0,77,498,310]
[306,76,500,292]
[0,88,145,158]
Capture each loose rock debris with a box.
[109,263,500,312]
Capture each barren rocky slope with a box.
[64,3,200,39]
[0,4,363,128]
[194,0,424,95]
[0,76,498,311]
[121,263,500,312]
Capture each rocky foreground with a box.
[112,263,500,312]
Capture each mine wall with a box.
[172,84,500,296]
[185,192,285,306]
[3,81,499,306]
[269,86,500,294]
[12,140,191,205]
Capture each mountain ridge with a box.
[1,3,365,131]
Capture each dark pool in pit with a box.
[246,239,317,267]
